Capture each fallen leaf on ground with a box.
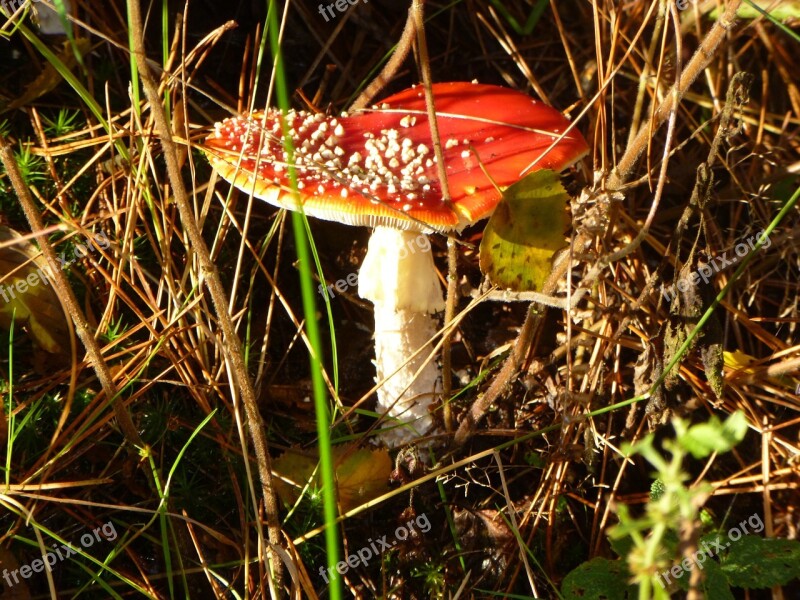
[0,226,70,355]
[273,445,391,512]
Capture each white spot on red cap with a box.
[203,82,588,231]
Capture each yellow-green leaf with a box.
[0,226,69,354]
[273,446,391,512]
[723,350,800,390]
[479,169,569,291]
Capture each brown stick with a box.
[126,1,283,593]
[609,1,741,190]
[409,0,458,432]
[349,5,416,111]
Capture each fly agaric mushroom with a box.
[201,82,588,447]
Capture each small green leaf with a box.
[479,169,569,292]
[702,557,736,600]
[676,411,747,459]
[524,451,545,468]
[488,0,548,35]
[720,536,800,588]
[608,534,634,560]
[561,557,637,599]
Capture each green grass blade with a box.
[125,1,141,120]
[249,0,340,397]
[741,0,800,43]
[52,0,84,69]
[11,21,130,162]
[266,2,342,598]
[3,313,14,487]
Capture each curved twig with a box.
[0,135,144,450]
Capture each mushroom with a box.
[201,82,588,447]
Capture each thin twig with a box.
[0,134,143,450]
[349,6,416,111]
[609,0,741,190]
[409,0,458,433]
[126,1,283,593]
[601,0,684,265]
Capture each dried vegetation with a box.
[0,0,798,598]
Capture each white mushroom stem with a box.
[358,226,444,447]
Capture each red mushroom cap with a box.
[202,82,588,232]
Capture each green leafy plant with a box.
[12,143,46,185]
[561,412,800,599]
[41,108,81,137]
[412,560,446,599]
